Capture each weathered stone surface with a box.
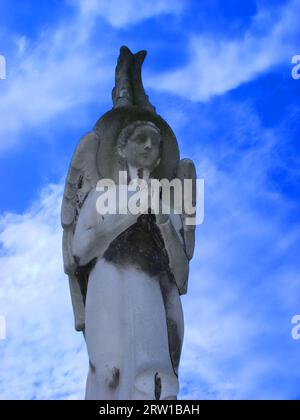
[61,46,196,400]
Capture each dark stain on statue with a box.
[107,367,120,390]
[167,317,181,377]
[154,372,162,400]
[103,212,170,277]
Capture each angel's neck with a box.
[128,165,150,183]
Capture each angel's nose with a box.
[144,137,152,150]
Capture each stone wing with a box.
[176,158,197,261]
[61,131,101,331]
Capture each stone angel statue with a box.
[61,46,197,400]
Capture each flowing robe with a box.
[72,187,189,400]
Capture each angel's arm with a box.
[72,188,139,266]
[156,214,189,295]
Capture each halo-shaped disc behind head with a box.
[94,106,180,183]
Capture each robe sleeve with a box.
[72,188,139,266]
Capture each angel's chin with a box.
[135,161,156,171]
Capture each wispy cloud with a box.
[74,0,184,27]
[1,0,300,401]
[0,184,87,400]
[148,0,300,101]
[178,99,300,399]
[0,0,185,153]
[1,100,299,400]
[0,8,113,153]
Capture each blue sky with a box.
[0,0,299,400]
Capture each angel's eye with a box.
[152,137,160,147]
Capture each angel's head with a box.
[116,121,161,172]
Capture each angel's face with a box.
[121,126,161,171]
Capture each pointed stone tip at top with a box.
[138,49,147,55]
[113,45,155,112]
[120,45,132,54]
[136,50,147,60]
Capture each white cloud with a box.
[0,0,185,154]
[177,101,300,400]
[1,103,300,400]
[148,0,300,101]
[0,0,299,400]
[0,184,88,400]
[74,0,183,27]
[0,9,114,153]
